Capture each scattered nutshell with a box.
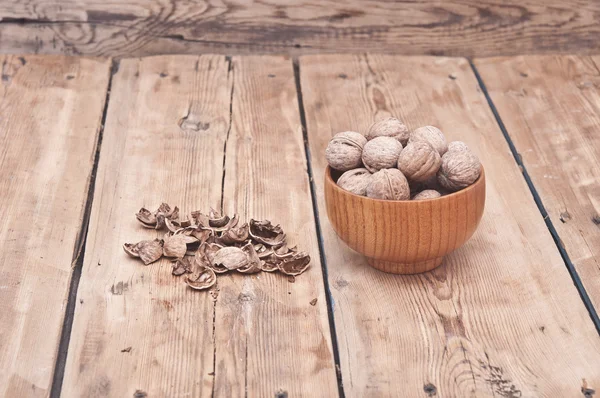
[249,219,286,247]
[136,203,178,230]
[366,117,410,145]
[337,168,372,196]
[185,265,217,291]
[366,168,410,200]
[409,126,448,156]
[237,243,263,274]
[438,149,482,191]
[413,189,442,200]
[172,257,194,276]
[325,131,367,171]
[278,252,311,276]
[447,140,469,152]
[212,246,249,270]
[217,223,249,245]
[123,239,163,265]
[163,234,187,258]
[397,141,442,182]
[362,136,403,173]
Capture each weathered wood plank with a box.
[1,0,599,57]
[0,55,110,397]
[215,55,338,396]
[62,55,231,397]
[300,54,600,397]
[474,55,600,312]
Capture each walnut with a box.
[397,141,441,182]
[447,141,469,152]
[366,117,410,145]
[325,131,367,171]
[409,126,448,156]
[366,169,410,200]
[437,149,481,191]
[362,136,403,173]
[337,168,372,196]
[413,189,442,200]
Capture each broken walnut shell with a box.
[413,189,442,200]
[172,257,194,276]
[337,168,372,196]
[362,136,403,173]
[325,131,367,172]
[123,239,164,265]
[409,126,448,156]
[249,219,286,247]
[278,252,311,276]
[237,243,263,274]
[438,149,482,191]
[185,265,217,291]
[163,234,188,258]
[365,117,410,146]
[366,169,410,201]
[135,208,157,228]
[212,246,249,270]
[397,141,442,182]
[218,223,249,245]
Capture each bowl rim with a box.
[325,165,485,203]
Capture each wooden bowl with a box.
[324,166,486,274]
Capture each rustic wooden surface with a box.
[1,0,600,58]
[475,55,600,311]
[0,55,110,397]
[2,52,600,397]
[300,54,600,396]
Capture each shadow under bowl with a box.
[324,166,486,274]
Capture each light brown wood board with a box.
[60,54,338,397]
[474,55,600,313]
[299,54,600,397]
[0,54,110,397]
[1,0,600,58]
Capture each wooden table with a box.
[1,53,600,397]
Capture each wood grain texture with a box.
[1,0,600,57]
[0,55,110,397]
[215,55,338,397]
[325,166,485,274]
[62,55,231,397]
[474,55,600,311]
[300,54,600,397]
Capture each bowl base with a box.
[367,257,444,275]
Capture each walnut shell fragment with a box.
[196,242,228,273]
[337,168,372,196]
[409,126,448,156]
[362,136,403,173]
[325,131,367,172]
[208,208,230,228]
[366,169,410,201]
[249,219,286,247]
[163,234,188,258]
[366,117,410,146]
[212,246,248,270]
[135,203,179,230]
[237,243,263,274]
[413,189,442,200]
[437,149,481,191]
[278,252,311,276]
[397,141,442,182]
[123,239,164,265]
[135,208,157,228]
[218,223,249,245]
[185,265,217,291]
[172,257,194,276]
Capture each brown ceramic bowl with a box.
[324,166,486,274]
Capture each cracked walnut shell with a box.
[325,131,367,171]
[366,169,410,201]
[409,126,448,156]
[437,149,481,191]
[366,117,410,145]
[362,136,403,173]
[397,141,442,182]
[337,168,372,196]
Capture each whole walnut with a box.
[337,168,372,196]
[409,126,448,155]
[437,150,481,191]
[366,169,410,201]
[366,117,410,145]
[413,189,441,200]
[362,136,403,173]
[325,131,367,172]
[397,141,441,182]
[447,140,469,152]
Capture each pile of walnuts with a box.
[326,117,481,200]
[123,203,310,291]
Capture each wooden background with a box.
[1,0,600,58]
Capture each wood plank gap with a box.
[469,59,600,334]
[292,58,345,398]
[49,58,119,398]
